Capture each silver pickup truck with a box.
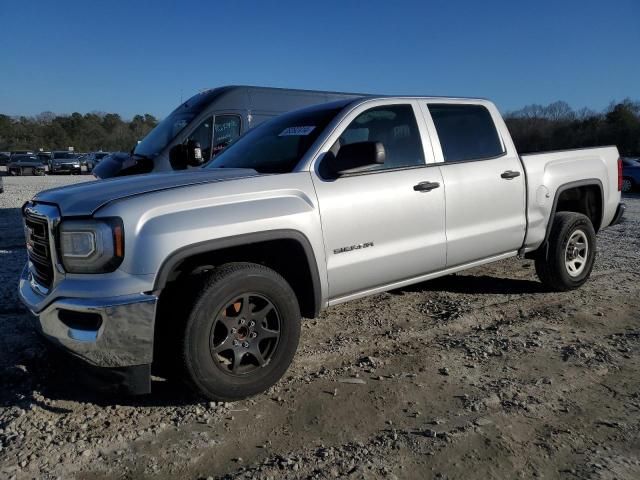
[19,96,625,400]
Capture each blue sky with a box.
[1,0,638,118]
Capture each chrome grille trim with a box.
[23,202,63,295]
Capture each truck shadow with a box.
[1,274,546,410]
[390,273,546,296]
[1,340,200,411]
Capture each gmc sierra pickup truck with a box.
[19,96,625,400]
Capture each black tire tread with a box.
[180,262,300,401]
[535,212,595,292]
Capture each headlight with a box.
[59,218,124,273]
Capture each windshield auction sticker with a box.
[278,126,316,136]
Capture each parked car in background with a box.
[10,150,34,159]
[7,154,46,176]
[36,152,52,172]
[37,152,52,164]
[50,151,81,174]
[0,152,11,166]
[93,85,362,179]
[622,157,640,193]
[85,151,111,171]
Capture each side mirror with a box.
[326,141,386,176]
[169,140,203,169]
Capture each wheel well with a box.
[555,184,603,232]
[152,238,319,377]
[158,238,319,319]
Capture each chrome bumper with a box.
[19,266,158,368]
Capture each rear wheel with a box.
[535,212,596,291]
[181,262,301,401]
[622,177,633,193]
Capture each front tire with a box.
[181,262,301,401]
[535,212,596,291]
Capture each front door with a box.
[311,101,447,300]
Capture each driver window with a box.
[186,116,213,161]
[329,104,424,172]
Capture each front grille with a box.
[25,213,54,289]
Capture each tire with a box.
[622,177,633,193]
[535,212,596,291]
[181,262,301,401]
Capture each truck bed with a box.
[520,146,621,250]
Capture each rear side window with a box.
[428,104,504,162]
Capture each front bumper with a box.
[51,164,81,173]
[19,265,158,370]
[609,202,625,226]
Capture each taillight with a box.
[618,157,623,192]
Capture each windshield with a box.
[206,105,343,173]
[134,111,196,158]
[53,152,76,160]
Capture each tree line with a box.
[0,99,638,156]
[504,99,640,156]
[0,112,158,153]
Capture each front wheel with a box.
[535,212,596,291]
[181,262,301,401]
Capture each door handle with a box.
[413,181,440,192]
[501,170,521,179]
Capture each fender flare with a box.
[153,229,323,317]
[541,178,604,247]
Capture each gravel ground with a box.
[1,175,639,480]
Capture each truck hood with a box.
[34,168,260,216]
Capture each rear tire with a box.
[535,212,596,291]
[622,177,633,193]
[181,262,301,401]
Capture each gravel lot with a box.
[1,175,639,480]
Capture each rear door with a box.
[421,102,526,266]
[311,100,447,300]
